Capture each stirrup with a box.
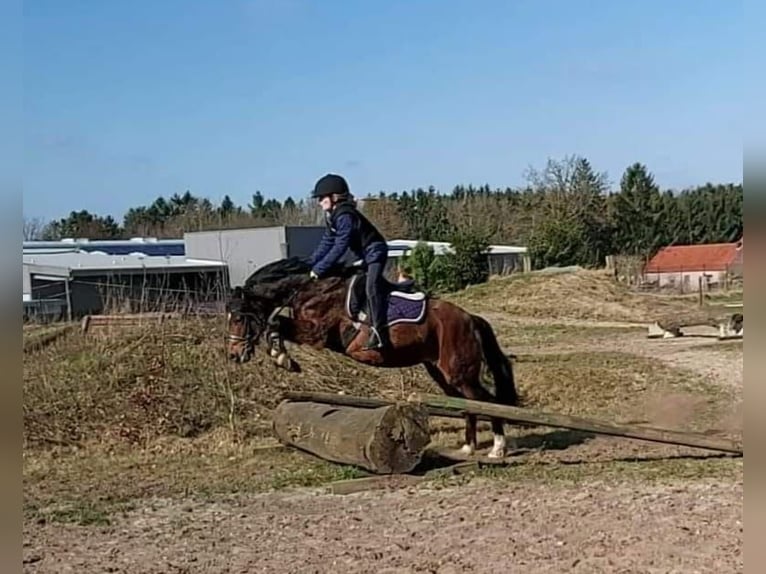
[362,328,385,350]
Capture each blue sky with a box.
[23,0,742,222]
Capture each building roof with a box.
[23,252,225,277]
[23,237,185,256]
[386,239,527,256]
[644,241,742,274]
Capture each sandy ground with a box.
[23,478,742,573]
[23,319,743,573]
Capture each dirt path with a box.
[23,477,742,573]
[500,313,744,392]
[612,336,743,391]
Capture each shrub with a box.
[400,229,491,293]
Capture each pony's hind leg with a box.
[424,362,477,456]
[458,381,508,459]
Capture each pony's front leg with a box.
[264,317,300,372]
[268,313,328,372]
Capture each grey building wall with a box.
[185,225,363,287]
[185,226,329,287]
[23,264,31,298]
[185,227,289,287]
[285,226,326,259]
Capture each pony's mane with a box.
[240,256,360,303]
[243,256,311,290]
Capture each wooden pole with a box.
[272,399,432,474]
[64,277,73,322]
[409,393,742,455]
[281,390,493,422]
[282,391,742,455]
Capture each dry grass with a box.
[22,324,76,354]
[23,317,438,450]
[24,315,710,451]
[425,456,742,492]
[491,322,646,349]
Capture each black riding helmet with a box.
[311,173,350,199]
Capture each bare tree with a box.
[23,217,48,240]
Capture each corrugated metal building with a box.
[23,237,185,256]
[23,251,227,320]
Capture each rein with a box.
[267,286,302,325]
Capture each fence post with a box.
[522,255,531,273]
[64,277,73,322]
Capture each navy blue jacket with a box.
[310,201,387,277]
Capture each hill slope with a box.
[448,268,700,323]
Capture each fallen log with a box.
[649,310,743,340]
[408,393,743,455]
[23,324,76,353]
[272,400,431,474]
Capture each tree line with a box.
[24,156,742,269]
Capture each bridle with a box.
[225,310,262,348]
[226,286,302,350]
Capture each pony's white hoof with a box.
[487,435,506,459]
[460,444,475,456]
[487,447,505,459]
[276,353,291,369]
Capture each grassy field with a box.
[23,268,743,527]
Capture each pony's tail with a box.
[472,313,520,407]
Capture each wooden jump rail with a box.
[283,390,494,422]
[81,312,180,333]
[282,391,742,456]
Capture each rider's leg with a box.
[363,256,388,349]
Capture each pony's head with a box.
[225,257,313,363]
[226,256,361,362]
[225,286,268,363]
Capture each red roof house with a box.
[644,240,743,275]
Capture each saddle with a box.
[345,270,428,327]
